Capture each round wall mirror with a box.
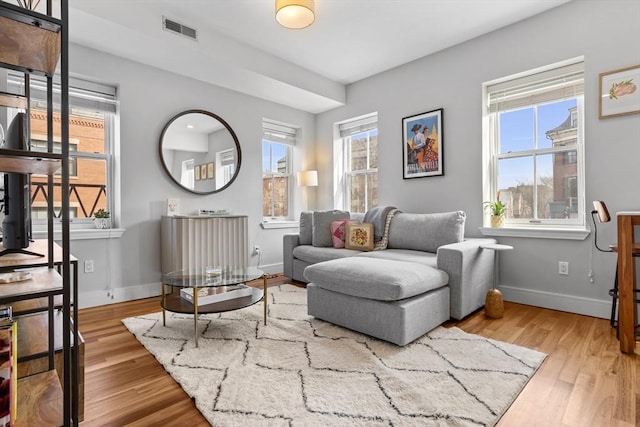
[159,110,241,194]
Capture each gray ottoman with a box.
[304,257,450,346]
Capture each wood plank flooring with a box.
[77,275,640,426]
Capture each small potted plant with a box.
[484,192,507,228]
[94,209,111,229]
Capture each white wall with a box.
[68,44,316,308]
[315,0,640,318]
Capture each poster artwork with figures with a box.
[402,108,443,179]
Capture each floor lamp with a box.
[297,170,317,211]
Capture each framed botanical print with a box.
[599,64,640,118]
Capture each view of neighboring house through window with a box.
[262,119,297,220]
[483,60,584,227]
[5,72,117,225]
[339,114,378,213]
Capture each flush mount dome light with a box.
[275,0,315,29]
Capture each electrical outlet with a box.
[253,245,261,255]
[558,261,569,275]
[84,260,94,273]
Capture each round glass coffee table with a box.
[161,267,266,346]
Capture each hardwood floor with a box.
[77,275,640,426]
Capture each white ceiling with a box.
[67,0,571,113]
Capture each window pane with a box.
[538,99,578,149]
[31,158,107,219]
[349,174,366,213]
[548,151,579,219]
[367,173,377,210]
[350,133,368,171]
[29,108,109,220]
[499,108,534,153]
[271,176,288,217]
[262,139,290,218]
[498,156,533,219]
[369,131,378,169]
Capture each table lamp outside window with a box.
[297,170,317,211]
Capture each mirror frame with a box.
[159,109,242,195]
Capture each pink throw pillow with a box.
[330,220,358,248]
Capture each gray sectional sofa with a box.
[283,210,497,345]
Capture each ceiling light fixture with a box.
[275,0,315,29]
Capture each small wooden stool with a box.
[481,243,513,319]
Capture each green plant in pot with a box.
[94,209,111,229]
[484,192,507,228]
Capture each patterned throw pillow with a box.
[330,220,358,248]
[345,223,374,251]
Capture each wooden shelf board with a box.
[0,239,78,271]
[15,370,63,427]
[0,240,77,269]
[16,310,82,361]
[0,91,27,109]
[0,6,61,76]
[0,268,61,301]
[0,148,62,175]
[0,2,62,32]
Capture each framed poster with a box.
[599,64,640,118]
[200,164,207,180]
[207,162,214,179]
[402,108,443,179]
[194,164,201,180]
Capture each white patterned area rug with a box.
[122,285,546,427]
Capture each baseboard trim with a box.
[79,264,285,309]
[79,282,161,309]
[500,285,611,319]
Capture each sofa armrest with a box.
[283,233,300,280]
[437,238,496,320]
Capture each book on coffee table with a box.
[180,284,253,306]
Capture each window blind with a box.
[338,113,377,137]
[487,62,584,113]
[262,119,298,145]
[7,72,118,113]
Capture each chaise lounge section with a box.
[283,210,496,344]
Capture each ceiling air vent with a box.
[163,17,197,41]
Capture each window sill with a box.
[260,221,299,230]
[479,226,590,240]
[33,228,125,241]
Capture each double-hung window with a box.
[338,114,378,213]
[6,72,118,227]
[483,60,585,232]
[262,119,297,221]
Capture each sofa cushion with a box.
[303,257,449,301]
[293,245,362,264]
[299,211,313,245]
[387,211,465,253]
[355,248,437,268]
[312,210,350,247]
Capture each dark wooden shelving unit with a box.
[0,0,78,425]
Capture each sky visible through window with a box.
[262,140,287,172]
[498,99,577,191]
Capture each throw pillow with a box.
[330,220,359,248]
[344,223,374,251]
[387,211,466,253]
[312,210,350,247]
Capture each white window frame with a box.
[261,119,297,223]
[6,72,119,234]
[481,58,589,240]
[335,113,378,213]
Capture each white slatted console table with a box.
[161,215,249,274]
